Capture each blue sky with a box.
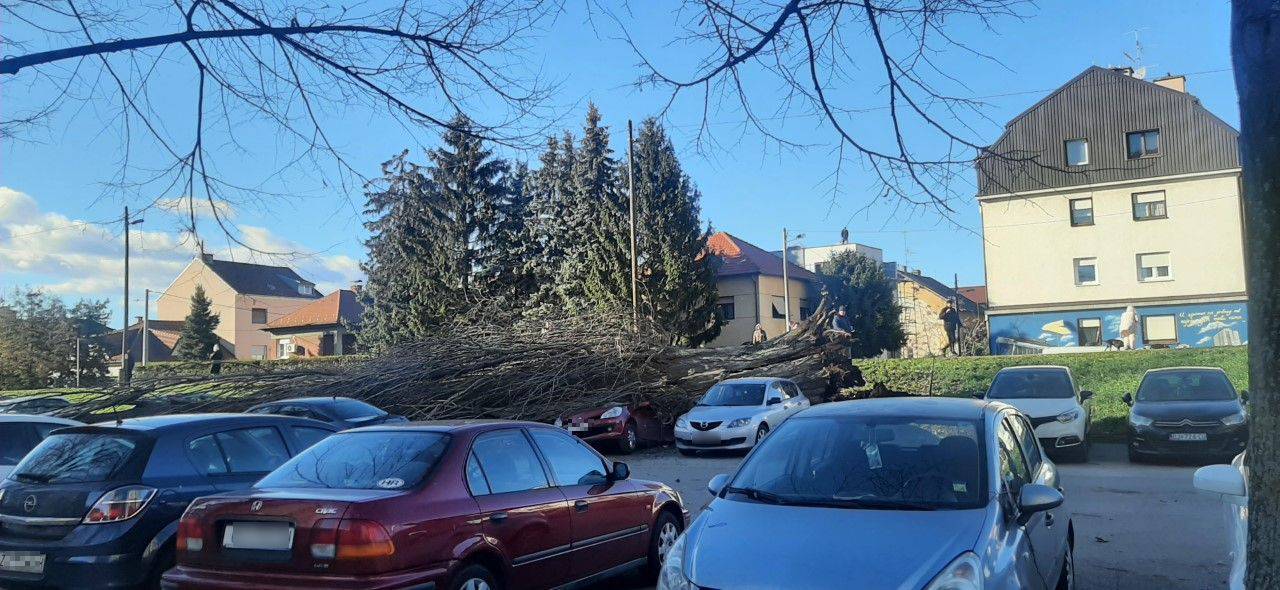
[0,0,1238,326]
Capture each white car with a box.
[674,377,809,455]
[983,365,1093,461]
[1194,452,1248,590]
[0,414,83,479]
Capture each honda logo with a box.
[250,500,264,512]
[22,495,37,513]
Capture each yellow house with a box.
[155,254,324,360]
[896,269,980,358]
[706,232,820,347]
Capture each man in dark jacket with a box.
[939,302,962,356]
[831,306,853,334]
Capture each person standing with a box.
[1119,305,1140,350]
[208,343,225,375]
[939,302,962,356]
[752,324,768,345]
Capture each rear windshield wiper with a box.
[11,472,55,483]
[724,486,789,505]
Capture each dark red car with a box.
[161,420,687,590]
[555,402,670,454]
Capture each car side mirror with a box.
[1080,390,1094,401]
[1194,464,1247,506]
[1016,484,1064,524]
[707,473,729,496]
[1122,393,1133,406]
[1240,390,1249,403]
[767,397,782,406]
[972,391,986,400]
[610,461,630,481]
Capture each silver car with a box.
[660,397,1074,590]
[673,377,810,455]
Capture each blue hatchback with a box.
[0,414,337,589]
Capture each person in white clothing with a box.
[1119,305,1139,349]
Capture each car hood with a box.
[988,397,1077,419]
[1132,399,1242,421]
[0,466,11,480]
[684,499,988,589]
[564,406,615,421]
[683,405,767,422]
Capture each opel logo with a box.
[22,495,37,513]
[250,500,264,512]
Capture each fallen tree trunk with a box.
[64,299,868,423]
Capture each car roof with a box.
[250,396,361,407]
[0,395,70,404]
[0,414,82,425]
[716,377,789,384]
[1144,366,1227,373]
[87,413,330,432]
[344,419,550,435]
[801,397,994,420]
[995,365,1069,372]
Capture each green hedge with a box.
[847,346,1249,439]
[133,354,370,379]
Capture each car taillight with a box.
[310,519,394,560]
[83,486,156,524]
[176,514,206,552]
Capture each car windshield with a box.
[256,431,449,490]
[1137,370,1237,402]
[728,415,986,510]
[10,433,147,483]
[698,383,766,406]
[986,370,1074,399]
[327,399,387,420]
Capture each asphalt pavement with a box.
[598,443,1232,590]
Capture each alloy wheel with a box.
[755,424,770,444]
[657,521,680,561]
[461,579,491,590]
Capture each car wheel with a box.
[678,447,698,457]
[1128,446,1144,463]
[451,564,500,590]
[144,545,175,590]
[1056,540,1075,590]
[645,511,684,580]
[617,421,638,455]
[755,423,770,445]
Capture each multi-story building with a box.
[776,240,884,274]
[706,232,820,347]
[977,66,1247,354]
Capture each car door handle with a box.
[1044,512,1055,528]
[489,512,508,523]
[574,500,590,513]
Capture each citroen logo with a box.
[250,500,264,512]
[22,495,37,513]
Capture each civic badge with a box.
[315,507,338,515]
[250,500,264,512]
[22,495,37,513]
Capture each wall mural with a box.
[988,301,1247,355]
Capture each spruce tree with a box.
[476,160,536,303]
[563,104,630,310]
[527,134,577,307]
[819,250,906,357]
[173,285,221,360]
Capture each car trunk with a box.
[182,489,402,575]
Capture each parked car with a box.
[660,397,1073,590]
[983,365,1093,461]
[0,395,72,416]
[1193,452,1248,590]
[673,377,809,455]
[163,420,688,590]
[0,414,338,589]
[0,414,83,480]
[554,401,669,454]
[1123,367,1248,462]
[246,396,407,430]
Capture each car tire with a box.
[1056,540,1075,590]
[678,447,697,457]
[645,511,684,580]
[755,423,770,445]
[1128,447,1144,463]
[450,563,500,590]
[144,545,175,590]
[617,421,638,455]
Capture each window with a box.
[187,435,229,475]
[717,296,736,321]
[215,427,290,473]
[1142,314,1179,345]
[250,345,268,360]
[1073,257,1098,286]
[996,422,1030,496]
[13,433,144,483]
[1006,415,1042,475]
[471,429,549,494]
[528,429,608,487]
[0,423,37,465]
[782,381,804,399]
[1132,191,1168,221]
[292,427,332,450]
[1064,138,1089,166]
[1069,198,1094,227]
[771,296,786,319]
[1137,252,1172,282]
[297,282,314,296]
[1078,318,1103,346]
[251,308,268,324]
[466,452,491,495]
[276,338,293,359]
[255,431,450,490]
[1126,130,1160,158]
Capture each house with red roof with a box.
[705,232,821,347]
[261,288,365,358]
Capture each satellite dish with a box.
[1133,66,1147,80]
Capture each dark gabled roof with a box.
[898,270,979,314]
[203,258,322,299]
[264,290,363,331]
[706,232,819,281]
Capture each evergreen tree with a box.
[819,251,906,357]
[526,133,576,307]
[430,114,508,303]
[173,285,221,360]
[0,289,111,388]
[476,160,536,303]
[555,104,629,308]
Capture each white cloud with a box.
[155,196,237,220]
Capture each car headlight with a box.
[1221,409,1247,426]
[676,416,690,429]
[726,417,752,429]
[600,406,624,420]
[1130,413,1153,427]
[1056,409,1081,423]
[924,551,983,590]
[657,532,691,590]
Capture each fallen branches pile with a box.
[62,300,866,423]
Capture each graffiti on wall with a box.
[988,301,1247,355]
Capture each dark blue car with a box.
[245,396,407,430]
[0,414,337,589]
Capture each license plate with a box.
[1170,433,1208,442]
[0,551,45,574]
[567,425,588,432]
[223,522,294,550]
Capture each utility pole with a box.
[120,207,143,384]
[627,120,639,327]
[954,273,962,357]
[75,337,81,388]
[782,228,791,331]
[142,288,150,366]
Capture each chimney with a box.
[350,280,364,294]
[1111,66,1135,77]
[134,316,143,327]
[200,252,214,263]
[1153,74,1187,93]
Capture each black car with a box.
[0,414,337,589]
[1124,367,1248,462]
[245,396,407,430]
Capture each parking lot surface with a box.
[598,443,1231,590]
